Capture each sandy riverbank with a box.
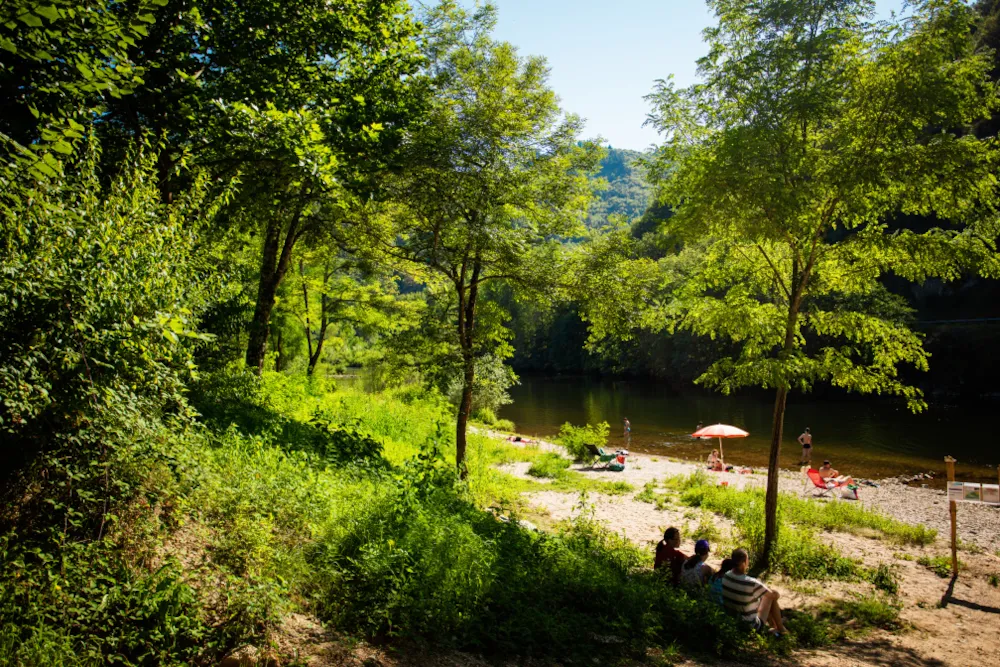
[486,430,1000,553]
[482,429,1000,666]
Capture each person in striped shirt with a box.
[720,548,787,636]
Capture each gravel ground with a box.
[485,429,1000,553]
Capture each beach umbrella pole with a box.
[719,436,724,462]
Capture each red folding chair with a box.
[803,468,851,499]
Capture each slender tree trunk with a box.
[456,350,475,479]
[307,299,328,376]
[300,259,315,374]
[761,290,802,567]
[246,210,303,372]
[455,255,482,479]
[762,385,788,566]
[272,327,284,371]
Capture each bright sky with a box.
[483,0,909,150]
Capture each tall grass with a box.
[676,474,861,580]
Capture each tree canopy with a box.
[581,0,1000,563]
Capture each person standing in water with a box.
[798,427,812,466]
[623,417,631,443]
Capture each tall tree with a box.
[383,8,601,474]
[595,0,999,565]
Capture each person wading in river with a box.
[623,417,631,444]
[798,427,812,466]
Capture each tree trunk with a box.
[307,300,328,376]
[246,210,303,373]
[761,285,803,568]
[454,254,482,479]
[456,352,475,479]
[762,385,788,567]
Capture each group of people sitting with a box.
[654,527,787,637]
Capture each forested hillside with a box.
[584,147,653,228]
[2,1,1000,665]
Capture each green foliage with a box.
[678,478,861,580]
[493,418,516,432]
[0,0,157,179]
[0,541,224,666]
[558,421,611,461]
[381,12,603,467]
[988,572,999,587]
[868,563,901,596]
[527,452,572,478]
[917,555,962,577]
[471,406,498,425]
[0,139,223,539]
[636,481,661,503]
[823,594,903,632]
[585,147,654,229]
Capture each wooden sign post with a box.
[945,456,958,578]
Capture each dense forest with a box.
[583,147,653,230]
[3,0,1000,664]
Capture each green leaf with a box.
[75,62,94,80]
[51,141,74,155]
[19,13,44,28]
[35,5,60,22]
[0,38,16,54]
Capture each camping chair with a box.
[585,443,617,469]
[803,468,851,499]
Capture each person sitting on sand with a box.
[709,558,735,606]
[721,548,787,636]
[654,527,687,586]
[680,539,715,592]
[707,449,723,471]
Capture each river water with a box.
[498,375,999,485]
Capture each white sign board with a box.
[949,481,1000,505]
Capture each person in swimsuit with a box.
[623,417,631,443]
[798,427,812,466]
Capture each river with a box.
[498,375,999,485]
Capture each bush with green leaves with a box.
[558,420,611,461]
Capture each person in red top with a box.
[654,527,688,586]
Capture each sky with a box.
[481,0,909,150]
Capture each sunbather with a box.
[817,460,838,479]
[680,539,715,592]
[707,449,723,471]
[721,548,787,636]
[818,460,852,484]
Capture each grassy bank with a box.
[1,373,763,665]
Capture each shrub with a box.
[917,555,960,578]
[784,611,834,648]
[868,563,900,596]
[558,421,611,461]
[493,418,516,432]
[988,573,999,587]
[472,406,498,425]
[636,482,660,503]
[819,594,902,632]
[527,453,572,478]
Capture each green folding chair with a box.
[585,443,617,469]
